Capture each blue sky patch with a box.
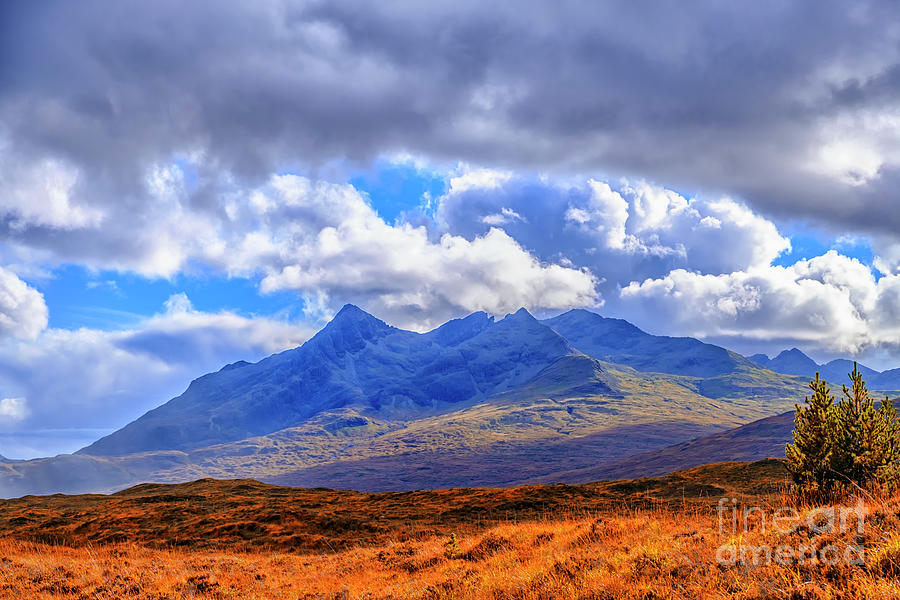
[34,265,308,330]
[349,160,448,222]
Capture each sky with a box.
[3,1,900,458]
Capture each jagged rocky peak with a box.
[426,311,494,347]
[775,348,811,360]
[330,303,391,327]
[311,304,398,354]
[472,307,575,358]
[503,307,536,320]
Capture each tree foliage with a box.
[786,363,900,493]
[786,373,837,491]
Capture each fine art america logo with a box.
[716,497,866,567]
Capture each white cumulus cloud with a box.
[621,251,900,355]
[0,157,602,330]
[0,295,315,458]
[437,173,791,284]
[0,266,48,340]
[254,175,600,330]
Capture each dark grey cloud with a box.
[3,0,900,242]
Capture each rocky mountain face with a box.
[3,305,811,496]
[81,306,575,456]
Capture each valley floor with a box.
[2,461,900,599]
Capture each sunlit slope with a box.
[526,409,797,484]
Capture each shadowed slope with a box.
[543,309,756,377]
[0,356,803,497]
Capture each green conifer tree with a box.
[786,373,838,491]
[832,363,900,488]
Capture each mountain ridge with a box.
[79,305,576,456]
[2,304,811,496]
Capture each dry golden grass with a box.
[0,460,788,553]
[3,460,900,599]
[4,492,900,599]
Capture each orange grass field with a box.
[3,460,900,599]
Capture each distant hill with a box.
[749,348,900,390]
[2,305,807,497]
[759,348,820,377]
[878,368,900,389]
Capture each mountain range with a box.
[0,304,890,497]
[748,348,900,390]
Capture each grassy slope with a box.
[530,393,900,485]
[526,410,797,485]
